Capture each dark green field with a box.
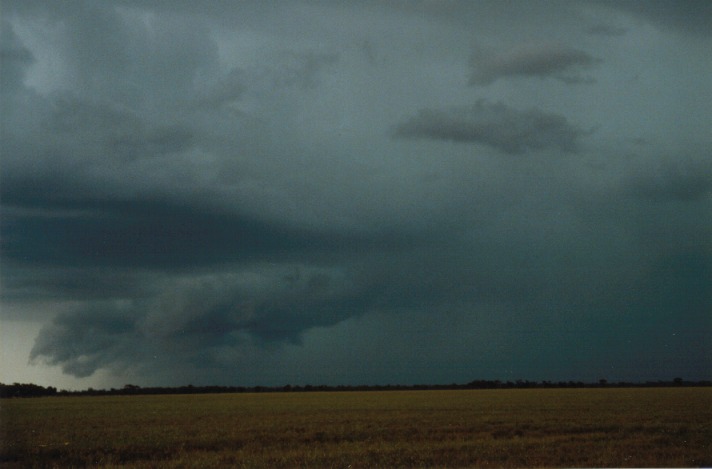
[1,387,710,468]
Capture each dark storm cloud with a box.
[29,265,371,377]
[393,100,585,154]
[640,252,712,316]
[1,195,412,270]
[3,0,711,387]
[469,42,601,86]
[0,263,152,303]
[30,303,142,378]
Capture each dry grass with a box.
[1,388,710,467]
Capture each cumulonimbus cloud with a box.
[4,0,712,387]
[469,42,601,86]
[392,100,585,154]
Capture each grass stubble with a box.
[1,387,710,468]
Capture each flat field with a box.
[1,387,710,468]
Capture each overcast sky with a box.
[2,0,711,390]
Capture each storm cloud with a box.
[469,42,602,86]
[29,266,367,377]
[392,100,585,154]
[2,0,710,389]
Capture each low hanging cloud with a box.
[392,100,585,154]
[29,266,366,378]
[469,42,601,86]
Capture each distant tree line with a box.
[2,378,710,398]
[0,383,58,398]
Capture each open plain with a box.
[1,387,710,468]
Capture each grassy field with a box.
[1,387,710,468]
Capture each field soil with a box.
[1,387,710,468]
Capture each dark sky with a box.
[1,0,711,390]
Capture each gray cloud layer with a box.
[2,0,711,387]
